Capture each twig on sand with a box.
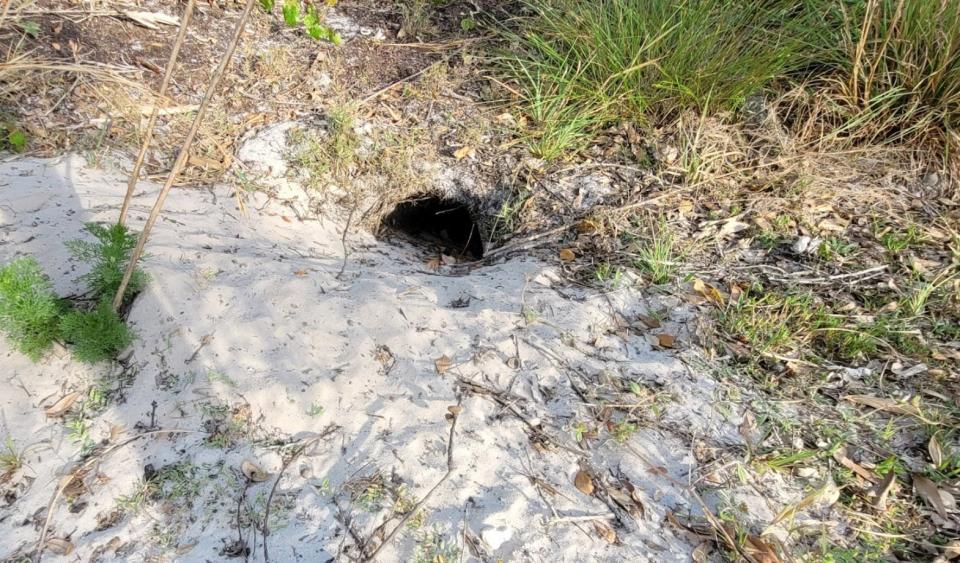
[361,405,462,562]
[112,0,259,310]
[263,425,340,562]
[35,429,201,562]
[336,202,358,280]
[547,513,617,525]
[457,377,583,456]
[118,0,197,226]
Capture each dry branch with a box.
[112,0,258,310]
[118,0,197,226]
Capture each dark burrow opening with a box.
[381,194,484,260]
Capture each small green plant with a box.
[0,257,62,360]
[413,529,460,563]
[632,219,678,284]
[306,403,325,417]
[59,301,134,363]
[611,419,637,444]
[3,128,27,152]
[357,483,385,512]
[0,437,23,478]
[263,0,342,44]
[66,222,148,302]
[818,236,857,262]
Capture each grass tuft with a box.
[496,0,815,157]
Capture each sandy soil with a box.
[0,136,779,562]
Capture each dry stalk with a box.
[361,406,461,561]
[118,0,196,225]
[112,0,258,311]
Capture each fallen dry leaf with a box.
[426,257,441,271]
[870,470,896,511]
[45,538,74,555]
[241,459,270,483]
[657,333,676,348]
[593,521,617,543]
[45,392,80,418]
[832,446,879,483]
[636,314,661,329]
[453,146,474,160]
[692,278,725,306]
[914,473,950,520]
[447,405,463,416]
[574,470,594,495]
[930,434,945,467]
[842,394,924,418]
[434,355,453,374]
[559,248,576,262]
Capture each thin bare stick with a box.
[336,202,358,280]
[118,0,196,226]
[263,425,340,562]
[112,0,258,311]
[362,407,461,562]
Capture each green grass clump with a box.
[0,257,62,360]
[58,301,133,363]
[66,223,148,302]
[497,0,815,157]
[812,0,960,150]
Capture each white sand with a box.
[0,144,765,562]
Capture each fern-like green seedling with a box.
[0,257,62,360]
[66,223,149,302]
[59,301,133,363]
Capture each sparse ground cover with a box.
[1,0,959,561]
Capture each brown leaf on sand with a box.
[447,405,463,416]
[45,392,80,418]
[913,473,950,520]
[692,278,725,307]
[574,470,594,495]
[559,248,576,262]
[434,355,453,374]
[45,538,74,555]
[593,521,617,543]
[657,333,676,348]
[241,459,270,483]
[637,314,661,329]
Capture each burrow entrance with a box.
[381,194,484,260]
